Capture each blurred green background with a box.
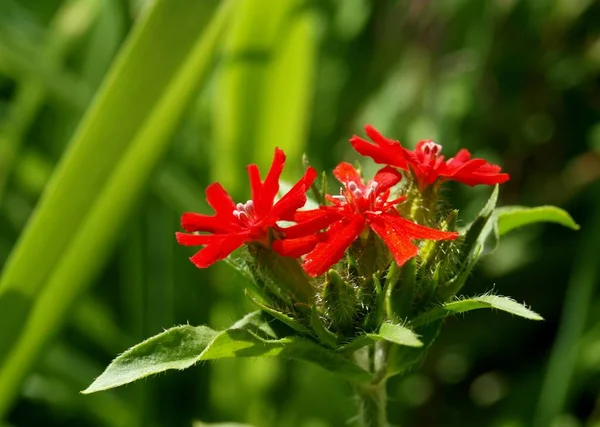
[0,0,599,426]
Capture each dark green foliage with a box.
[0,1,597,426]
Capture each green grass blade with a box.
[0,0,232,416]
[534,196,600,427]
[213,0,316,192]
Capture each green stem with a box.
[355,380,388,427]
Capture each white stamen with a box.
[422,141,442,156]
[233,200,254,222]
[347,181,363,198]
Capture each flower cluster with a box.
[176,125,509,282]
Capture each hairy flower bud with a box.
[320,269,360,334]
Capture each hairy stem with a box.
[355,380,388,427]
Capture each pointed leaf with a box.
[373,323,423,347]
[82,325,218,393]
[412,294,543,327]
[496,205,579,236]
[84,312,371,393]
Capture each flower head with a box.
[274,163,459,277]
[176,148,317,268]
[350,125,509,189]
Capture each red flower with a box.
[176,148,317,268]
[350,125,509,188]
[274,163,459,277]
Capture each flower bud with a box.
[320,269,360,334]
[248,244,315,306]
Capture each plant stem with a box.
[355,380,388,427]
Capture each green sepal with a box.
[419,209,459,268]
[249,244,314,304]
[224,251,269,301]
[496,205,579,236]
[84,311,372,393]
[383,262,401,320]
[310,306,339,348]
[384,259,416,321]
[321,269,359,333]
[365,273,386,330]
[411,294,543,327]
[244,290,314,337]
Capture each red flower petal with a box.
[378,213,459,241]
[205,183,236,215]
[270,166,317,221]
[180,212,241,233]
[188,233,248,268]
[257,147,285,215]
[247,164,262,205]
[302,215,366,277]
[175,232,215,246]
[333,162,364,188]
[366,212,458,267]
[373,166,403,192]
[349,125,408,169]
[279,208,341,239]
[450,148,471,163]
[366,213,419,267]
[453,170,510,186]
[272,235,322,258]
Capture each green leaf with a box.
[374,323,423,347]
[82,325,218,394]
[84,312,371,393]
[0,0,233,415]
[412,294,543,327]
[496,205,580,236]
[337,323,423,353]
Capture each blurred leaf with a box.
[0,0,232,415]
[412,295,543,327]
[84,311,371,393]
[496,205,580,236]
[194,422,255,427]
[213,0,316,192]
[535,194,600,427]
